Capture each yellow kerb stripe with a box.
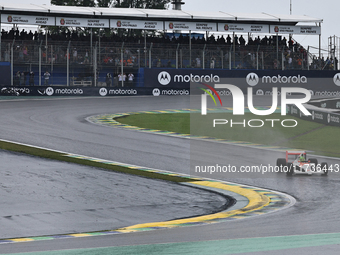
[118,181,270,230]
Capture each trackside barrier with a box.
[288,103,340,127]
[0,86,191,97]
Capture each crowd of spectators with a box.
[1,28,336,70]
[1,28,291,46]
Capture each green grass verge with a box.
[118,112,340,158]
[0,140,191,183]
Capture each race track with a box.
[0,95,340,254]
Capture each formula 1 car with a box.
[276,150,328,176]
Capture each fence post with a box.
[189,30,192,67]
[67,41,70,86]
[11,39,15,85]
[149,42,153,68]
[51,45,53,85]
[221,50,223,69]
[202,44,206,69]
[138,48,140,69]
[229,45,232,70]
[39,41,42,86]
[93,42,97,87]
[121,42,124,87]
[180,49,183,68]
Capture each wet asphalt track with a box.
[0,95,340,254]
[0,150,227,239]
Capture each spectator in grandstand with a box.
[254,36,261,46]
[239,35,246,46]
[246,37,252,45]
[335,57,338,70]
[73,48,78,62]
[14,71,20,86]
[118,73,122,86]
[28,30,34,40]
[44,70,50,85]
[115,57,120,66]
[288,38,294,49]
[127,57,134,67]
[297,56,303,69]
[226,35,232,45]
[167,60,172,67]
[117,73,127,87]
[106,73,112,87]
[324,57,331,69]
[261,36,269,46]
[29,71,35,86]
[4,49,10,62]
[128,73,134,87]
[84,50,89,64]
[219,35,226,44]
[33,31,39,41]
[48,51,56,64]
[20,71,25,86]
[123,73,127,84]
[196,57,201,68]
[103,55,110,64]
[287,55,293,69]
[23,45,28,61]
[234,35,239,45]
[210,57,215,69]
[18,46,24,61]
[156,57,161,67]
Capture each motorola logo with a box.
[46,87,54,96]
[158,71,171,85]
[99,88,108,96]
[153,88,160,96]
[333,73,340,86]
[256,89,264,95]
[246,72,259,86]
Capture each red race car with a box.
[276,150,328,176]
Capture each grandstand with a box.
[0,3,332,87]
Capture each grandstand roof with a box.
[0,3,322,25]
